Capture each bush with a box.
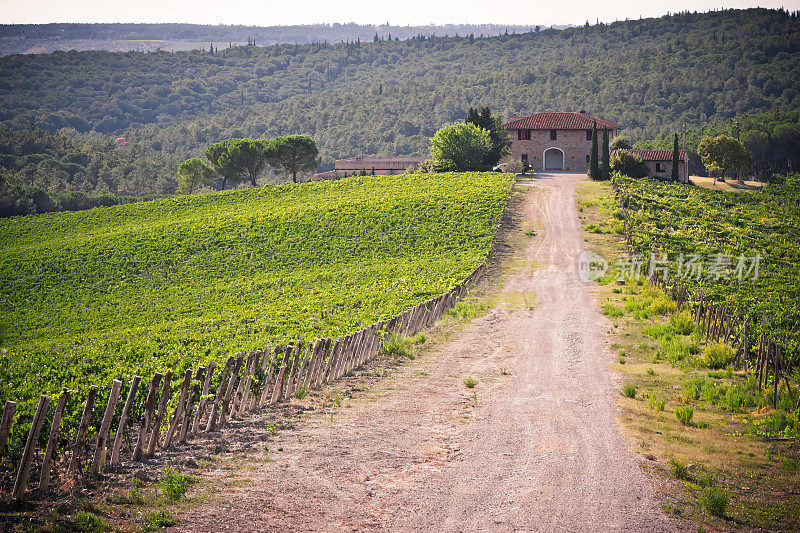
[668,457,690,480]
[648,396,665,411]
[611,150,648,178]
[72,511,109,532]
[622,383,637,398]
[159,465,188,501]
[675,406,695,426]
[141,510,177,532]
[699,343,736,369]
[669,311,696,335]
[602,303,624,317]
[463,376,478,388]
[651,297,677,315]
[382,333,416,359]
[701,487,729,517]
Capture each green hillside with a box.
[0,8,797,198]
[0,172,513,454]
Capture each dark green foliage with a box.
[610,136,632,151]
[601,127,610,180]
[267,135,319,183]
[589,122,599,179]
[671,133,680,181]
[0,9,796,194]
[610,149,648,178]
[465,107,512,169]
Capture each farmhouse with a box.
[618,149,690,183]
[313,156,426,180]
[503,111,619,172]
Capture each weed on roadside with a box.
[463,376,478,389]
[622,384,637,398]
[140,509,176,532]
[159,465,189,501]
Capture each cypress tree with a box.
[589,121,599,179]
[671,133,680,181]
[601,127,610,180]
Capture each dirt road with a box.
[176,173,681,532]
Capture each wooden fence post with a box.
[192,360,216,434]
[0,400,17,460]
[40,389,68,491]
[163,369,192,449]
[133,373,162,461]
[68,385,97,476]
[233,353,253,418]
[92,379,122,474]
[284,345,302,399]
[110,375,140,468]
[207,357,234,432]
[147,370,173,457]
[12,394,50,500]
[323,339,342,383]
[258,347,280,408]
[180,366,205,443]
[220,354,244,426]
[270,344,293,404]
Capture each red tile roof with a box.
[616,149,687,161]
[505,112,619,130]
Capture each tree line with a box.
[179,135,319,194]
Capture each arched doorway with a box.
[543,148,564,171]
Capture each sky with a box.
[1,0,798,26]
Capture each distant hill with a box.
[0,8,798,201]
[0,22,550,55]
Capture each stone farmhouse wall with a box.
[504,129,616,172]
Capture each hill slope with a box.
[0,172,512,454]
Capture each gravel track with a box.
[175,173,685,532]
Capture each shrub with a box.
[129,478,144,504]
[700,343,736,369]
[648,396,665,411]
[463,376,478,389]
[622,384,637,398]
[683,376,706,401]
[651,297,677,315]
[141,510,176,532]
[159,465,188,501]
[447,301,479,320]
[701,487,729,517]
[382,333,416,359]
[72,511,109,533]
[675,406,695,426]
[602,303,624,318]
[415,332,426,344]
[668,457,690,480]
[610,150,648,178]
[294,386,309,399]
[669,311,695,335]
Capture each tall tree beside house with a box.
[268,135,320,183]
[671,133,680,181]
[465,107,512,169]
[429,123,492,172]
[228,138,271,187]
[589,121,599,179]
[601,127,610,180]
[697,135,751,184]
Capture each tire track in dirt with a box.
[175,173,685,532]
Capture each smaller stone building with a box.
[617,149,690,183]
[503,111,619,172]
[312,156,426,180]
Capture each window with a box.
[656,162,663,172]
[550,129,557,141]
[518,129,531,141]
[586,154,590,163]
[586,130,592,141]
[521,154,528,163]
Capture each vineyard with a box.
[0,172,514,461]
[613,174,800,356]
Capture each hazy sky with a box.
[1,0,798,26]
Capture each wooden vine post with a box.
[68,385,97,476]
[192,360,216,434]
[92,379,122,474]
[13,394,51,500]
[147,370,173,457]
[111,375,141,468]
[164,369,192,449]
[0,400,17,460]
[133,372,162,461]
[40,389,69,491]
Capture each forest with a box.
[0,8,798,214]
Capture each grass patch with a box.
[140,509,177,532]
[159,465,189,502]
[381,333,416,359]
[72,511,109,533]
[463,376,478,389]
[622,383,637,398]
[701,487,729,518]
